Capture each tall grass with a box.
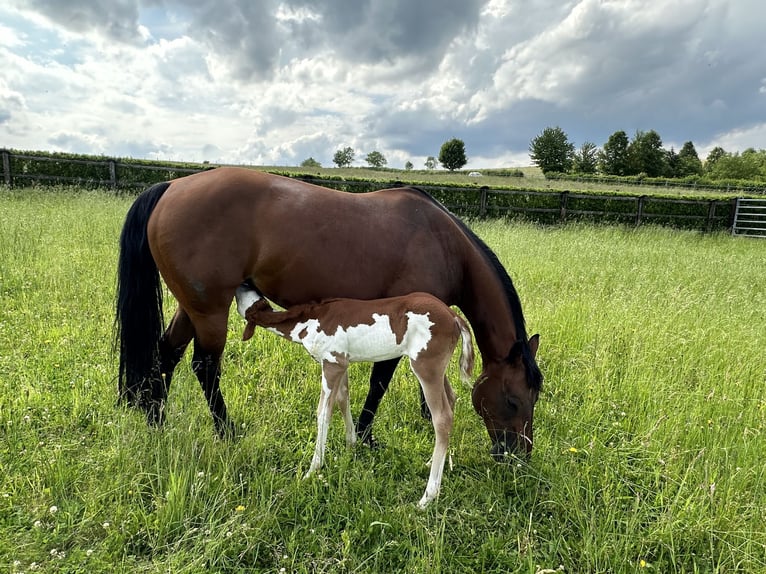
[1,188,764,573]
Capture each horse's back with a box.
[148,168,471,310]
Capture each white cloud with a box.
[0,0,763,168]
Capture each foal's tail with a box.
[455,315,475,384]
[115,181,171,407]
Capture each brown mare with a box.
[115,167,542,458]
[236,287,474,507]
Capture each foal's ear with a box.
[528,334,540,357]
[242,322,256,341]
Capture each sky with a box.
[1,0,764,169]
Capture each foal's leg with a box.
[336,371,356,448]
[411,359,455,509]
[190,311,234,438]
[419,387,432,421]
[357,357,401,446]
[307,361,346,477]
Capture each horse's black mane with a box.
[401,186,543,390]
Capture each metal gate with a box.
[732,198,766,238]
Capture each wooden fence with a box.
[0,149,201,189]
[295,178,735,233]
[0,149,737,232]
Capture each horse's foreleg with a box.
[307,362,345,477]
[357,357,401,447]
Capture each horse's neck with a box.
[460,255,519,362]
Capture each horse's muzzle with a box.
[490,434,531,462]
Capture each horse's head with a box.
[472,334,541,460]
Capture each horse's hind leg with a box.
[357,357,401,447]
[152,308,195,424]
[190,312,234,438]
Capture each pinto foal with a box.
[235,286,474,508]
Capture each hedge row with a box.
[1,150,734,232]
[545,171,766,194]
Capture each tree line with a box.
[302,138,469,171]
[529,126,766,182]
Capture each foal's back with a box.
[241,291,461,364]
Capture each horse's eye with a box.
[506,397,520,415]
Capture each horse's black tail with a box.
[115,181,171,408]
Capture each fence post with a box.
[636,195,646,226]
[559,191,569,222]
[1,149,10,186]
[108,160,117,190]
[705,200,716,233]
[479,186,488,218]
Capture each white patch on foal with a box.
[288,312,434,364]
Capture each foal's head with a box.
[472,334,541,459]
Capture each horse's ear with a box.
[507,341,523,363]
[528,334,540,358]
[507,335,539,364]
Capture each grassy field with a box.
[1,188,764,573]
[261,165,743,199]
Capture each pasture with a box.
[265,165,743,199]
[0,188,764,573]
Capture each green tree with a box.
[332,147,355,168]
[424,156,438,170]
[529,126,574,174]
[599,130,630,175]
[627,130,666,177]
[300,157,321,168]
[439,138,468,171]
[707,149,766,180]
[664,147,680,177]
[677,141,703,177]
[404,161,414,171]
[704,146,727,173]
[365,151,387,168]
[573,141,598,174]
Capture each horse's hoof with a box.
[215,419,238,440]
[362,434,385,450]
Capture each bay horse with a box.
[115,167,542,458]
[235,287,474,507]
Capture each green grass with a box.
[1,188,764,573]
[262,165,742,199]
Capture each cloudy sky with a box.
[1,0,764,168]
